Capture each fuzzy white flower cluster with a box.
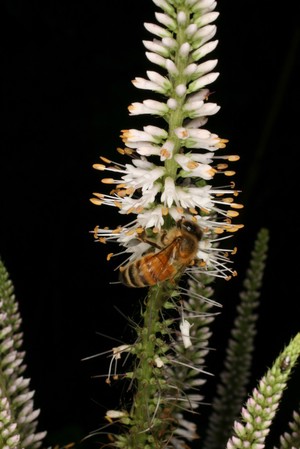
[91,0,243,281]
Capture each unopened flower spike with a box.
[226,332,300,449]
[0,257,47,449]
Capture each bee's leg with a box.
[138,230,163,249]
[160,229,168,246]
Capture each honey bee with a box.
[119,219,203,288]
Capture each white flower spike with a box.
[91,0,243,286]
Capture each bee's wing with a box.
[144,237,184,282]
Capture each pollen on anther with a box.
[93,163,106,170]
[93,226,99,238]
[117,147,132,156]
[90,198,103,206]
[231,203,244,209]
[217,163,228,170]
[93,192,104,199]
[117,190,127,198]
[225,224,244,232]
[187,161,199,169]
[107,253,114,261]
[224,171,236,177]
[227,210,239,218]
[100,156,112,164]
[221,197,233,203]
[208,168,217,176]
[161,148,171,158]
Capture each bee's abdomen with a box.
[119,259,150,288]
[119,254,176,288]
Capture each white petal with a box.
[145,51,167,68]
[188,72,219,93]
[180,319,193,348]
[147,71,172,90]
[143,40,170,57]
[192,40,218,61]
[144,22,172,38]
[155,12,176,29]
[195,11,219,26]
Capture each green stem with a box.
[126,283,175,448]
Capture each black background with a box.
[1,1,300,448]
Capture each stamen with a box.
[216,163,228,170]
[102,178,117,184]
[100,156,112,163]
[93,192,104,199]
[187,161,199,169]
[90,198,102,205]
[228,155,240,161]
[117,147,134,156]
[226,210,239,218]
[93,163,106,170]
[161,148,171,158]
[208,168,217,176]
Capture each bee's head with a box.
[180,219,203,241]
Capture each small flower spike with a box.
[203,228,270,449]
[226,332,300,449]
[0,258,47,449]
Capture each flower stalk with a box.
[90,0,243,447]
